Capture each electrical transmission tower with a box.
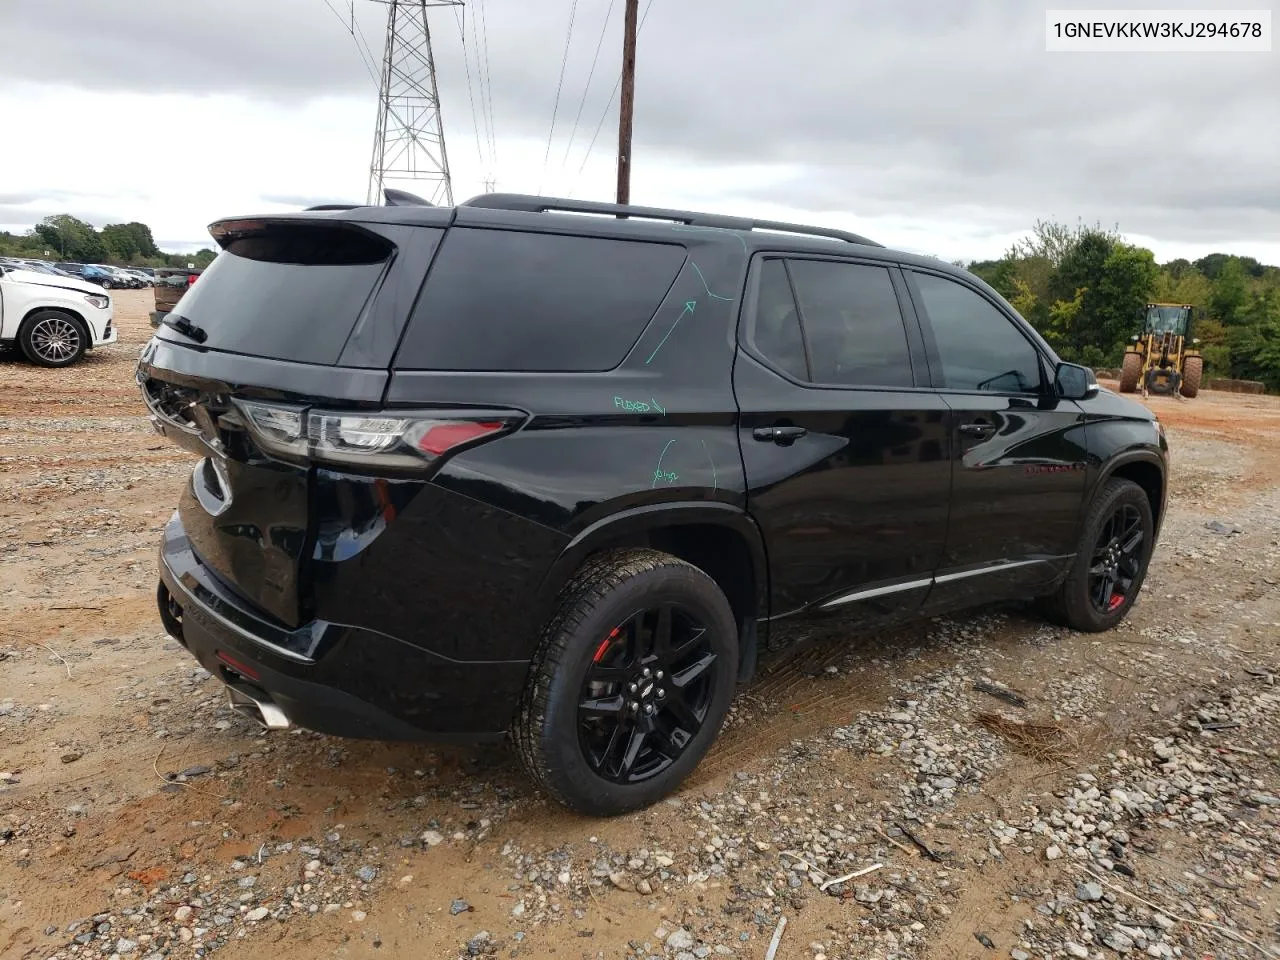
[367,0,462,206]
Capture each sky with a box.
[0,0,1276,263]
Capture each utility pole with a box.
[367,0,462,206]
[615,0,639,205]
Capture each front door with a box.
[734,254,952,647]
[901,268,1089,611]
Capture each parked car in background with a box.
[77,264,119,288]
[91,264,144,289]
[24,261,78,278]
[55,261,86,275]
[149,266,203,327]
[139,193,1168,815]
[125,269,155,286]
[9,259,76,277]
[0,261,116,366]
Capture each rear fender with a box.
[533,502,769,674]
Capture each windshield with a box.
[1145,305,1189,335]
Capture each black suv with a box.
[137,194,1168,816]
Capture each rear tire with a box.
[1180,356,1202,398]
[1043,478,1154,633]
[1119,352,1141,393]
[19,310,88,367]
[513,548,739,816]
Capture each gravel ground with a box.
[1,292,1278,960]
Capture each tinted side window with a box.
[911,272,1043,393]
[749,258,809,380]
[786,260,913,388]
[398,229,687,372]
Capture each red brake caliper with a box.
[592,626,621,663]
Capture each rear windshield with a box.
[396,228,686,371]
[164,223,395,365]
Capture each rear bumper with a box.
[156,512,528,741]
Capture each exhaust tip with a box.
[226,683,292,731]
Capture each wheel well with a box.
[22,305,88,334]
[584,523,758,633]
[1109,460,1163,528]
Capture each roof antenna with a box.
[383,187,434,207]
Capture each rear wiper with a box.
[162,315,208,343]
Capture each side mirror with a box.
[1056,361,1098,401]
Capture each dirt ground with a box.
[1,291,1277,960]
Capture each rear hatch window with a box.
[395,227,687,371]
[159,222,395,366]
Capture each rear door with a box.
[734,254,951,643]
[138,217,444,626]
[901,267,1089,610]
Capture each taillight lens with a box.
[232,399,518,470]
[410,420,506,456]
[233,399,307,461]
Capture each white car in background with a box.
[0,263,117,367]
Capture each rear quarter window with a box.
[396,228,687,372]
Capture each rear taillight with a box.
[231,399,520,471]
[187,274,198,286]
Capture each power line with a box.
[572,0,653,188]
[349,2,384,86]
[320,0,381,88]
[476,0,498,165]
[560,0,616,172]
[539,0,581,195]
[454,5,489,169]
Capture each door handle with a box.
[753,425,808,445]
[958,421,996,437]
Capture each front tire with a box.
[1180,356,1202,398]
[1118,352,1141,393]
[514,548,739,816]
[19,310,88,367]
[1045,478,1154,632]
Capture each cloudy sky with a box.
[0,0,1276,262]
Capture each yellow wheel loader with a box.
[1118,303,1203,399]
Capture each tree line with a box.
[963,220,1280,391]
[0,215,218,270]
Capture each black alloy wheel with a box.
[1088,502,1143,615]
[514,548,738,816]
[578,604,717,784]
[1044,477,1154,633]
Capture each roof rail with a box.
[460,193,881,247]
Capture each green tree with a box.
[100,223,139,261]
[1210,258,1250,325]
[1043,286,1086,354]
[33,214,106,262]
[1092,243,1159,358]
[1152,268,1211,308]
[121,221,160,258]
